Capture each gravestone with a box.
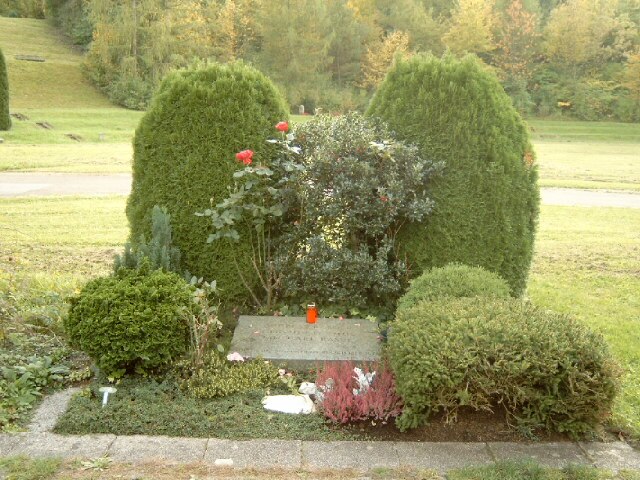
[230,315,381,369]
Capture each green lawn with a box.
[527,119,640,143]
[0,17,113,109]
[528,206,640,437]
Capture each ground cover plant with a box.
[367,54,539,296]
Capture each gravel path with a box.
[1,172,639,208]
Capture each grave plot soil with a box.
[343,408,575,442]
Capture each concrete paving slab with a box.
[395,442,492,472]
[580,442,640,470]
[302,441,399,470]
[108,435,206,463]
[204,439,301,468]
[0,433,25,456]
[11,433,115,459]
[29,387,81,433]
[488,442,589,468]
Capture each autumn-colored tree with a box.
[494,0,539,80]
[211,0,262,62]
[327,1,368,86]
[169,0,213,60]
[622,50,640,101]
[544,0,637,77]
[360,30,411,89]
[442,0,498,56]
[257,0,333,107]
[376,0,444,52]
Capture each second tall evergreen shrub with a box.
[367,55,539,295]
[126,62,288,304]
[0,48,11,131]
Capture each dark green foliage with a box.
[64,267,192,377]
[396,263,511,312]
[276,113,440,311]
[126,62,288,305]
[54,377,354,440]
[181,353,281,399]
[0,48,11,131]
[388,297,620,436]
[114,205,181,274]
[367,54,539,296]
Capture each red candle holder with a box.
[306,303,318,324]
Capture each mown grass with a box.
[528,206,640,438]
[534,143,640,192]
[448,460,629,480]
[2,456,633,480]
[0,109,143,144]
[0,17,112,109]
[527,119,640,143]
[0,143,132,172]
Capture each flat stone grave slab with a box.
[230,315,381,368]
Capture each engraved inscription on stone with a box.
[230,315,381,368]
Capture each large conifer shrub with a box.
[126,62,288,304]
[0,48,10,131]
[367,55,539,295]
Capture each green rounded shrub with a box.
[64,268,193,377]
[0,48,11,131]
[388,297,620,436]
[367,54,539,296]
[126,62,288,304]
[396,263,510,312]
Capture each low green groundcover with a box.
[54,377,353,441]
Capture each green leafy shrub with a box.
[64,266,193,378]
[181,353,280,399]
[388,297,620,436]
[396,263,511,312]
[367,54,539,296]
[114,205,181,274]
[279,113,440,310]
[200,113,440,314]
[0,355,69,430]
[126,61,288,305]
[0,48,10,131]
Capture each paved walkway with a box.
[1,389,639,474]
[1,172,640,208]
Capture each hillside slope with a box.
[0,17,113,109]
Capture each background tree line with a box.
[2,0,640,120]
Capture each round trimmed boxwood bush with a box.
[126,61,288,304]
[0,48,10,131]
[367,54,539,296]
[388,297,620,436]
[64,267,193,377]
[396,263,510,312]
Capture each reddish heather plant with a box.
[315,361,403,424]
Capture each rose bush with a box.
[200,115,441,315]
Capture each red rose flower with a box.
[380,195,389,202]
[275,121,289,133]
[235,149,254,165]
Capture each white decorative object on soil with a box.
[262,394,316,414]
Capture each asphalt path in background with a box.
[1,172,639,208]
